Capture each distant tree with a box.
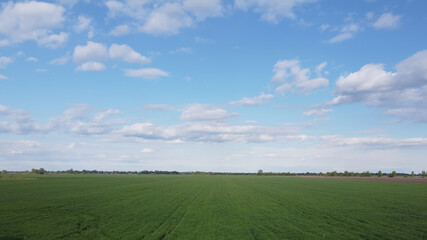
[422,170,426,178]
[257,169,263,175]
[411,171,415,178]
[377,171,382,177]
[67,169,74,174]
[30,168,45,174]
[1,169,6,175]
[390,171,397,177]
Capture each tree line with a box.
[1,168,426,178]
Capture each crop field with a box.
[1,174,426,239]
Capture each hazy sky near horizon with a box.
[1,0,427,172]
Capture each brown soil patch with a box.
[300,176,427,183]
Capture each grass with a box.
[1,174,426,239]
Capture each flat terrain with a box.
[300,176,427,183]
[1,174,426,239]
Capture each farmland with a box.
[1,174,426,239]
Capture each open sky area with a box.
[1,0,427,173]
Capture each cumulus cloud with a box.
[109,44,150,63]
[106,1,224,35]
[229,92,274,106]
[73,41,108,63]
[105,0,316,36]
[0,1,67,48]
[37,32,68,48]
[234,0,316,23]
[74,15,92,33]
[106,0,149,19]
[272,60,328,93]
[0,104,48,134]
[329,49,427,122]
[179,104,237,121]
[109,24,130,36]
[49,104,122,135]
[183,0,224,20]
[0,74,7,80]
[139,3,194,35]
[124,68,169,79]
[76,61,106,71]
[373,13,401,29]
[120,121,301,143]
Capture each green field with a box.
[1,174,426,239]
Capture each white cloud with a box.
[26,57,38,62]
[330,49,427,122]
[321,135,427,149]
[73,41,108,63]
[230,92,274,106]
[328,32,352,43]
[106,0,148,19]
[194,36,215,44]
[183,0,224,20]
[272,59,328,93]
[74,15,92,32]
[109,24,130,36]
[303,108,332,116]
[36,68,47,72]
[93,109,120,122]
[328,23,360,43]
[373,13,401,29]
[0,39,9,47]
[0,56,12,68]
[49,104,121,135]
[50,55,69,65]
[0,104,48,134]
[234,0,316,23]
[319,24,329,32]
[141,148,156,153]
[143,104,176,111]
[179,104,236,121]
[366,12,375,20]
[109,44,150,63]
[120,121,300,143]
[76,61,106,71]
[139,3,193,35]
[0,1,66,47]
[106,1,225,36]
[37,32,68,48]
[315,62,327,76]
[170,47,192,54]
[124,68,169,79]
[0,74,7,80]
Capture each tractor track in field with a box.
[159,187,205,240]
[140,204,181,240]
[140,186,204,240]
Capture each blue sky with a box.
[1,0,427,173]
